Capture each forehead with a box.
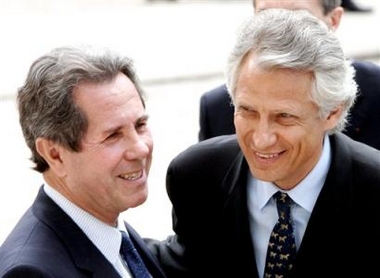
[236,54,315,103]
[74,73,143,117]
[255,0,322,13]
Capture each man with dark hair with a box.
[0,45,166,278]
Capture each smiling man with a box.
[199,0,380,150]
[148,9,380,278]
[0,46,166,278]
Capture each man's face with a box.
[234,53,340,189]
[59,72,153,224]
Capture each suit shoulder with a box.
[334,133,380,172]
[1,209,59,256]
[201,84,229,102]
[353,60,380,74]
[170,135,240,167]
[352,60,380,89]
[352,143,380,175]
[0,211,65,276]
[0,264,48,277]
[202,84,228,96]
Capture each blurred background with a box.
[1,0,379,244]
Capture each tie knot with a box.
[273,191,292,218]
[273,191,292,205]
[120,231,135,253]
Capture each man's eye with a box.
[136,120,148,130]
[107,132,120,140]
[279,113,292,118]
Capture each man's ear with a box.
[325,105,344,130]
[328,7,344,31]
[35,138,67,177]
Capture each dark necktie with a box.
[264,191,296,278]
[120,231,150,278]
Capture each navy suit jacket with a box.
[150,133,380,277]
[199,60,380,150]
[0,187,166,278]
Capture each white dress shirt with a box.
[44,183,133,278]
[248,134,332,278]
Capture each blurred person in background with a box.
[341,0,373,12]
[0,45,166,278]
[147,8,380,277]
[198,0,380,150]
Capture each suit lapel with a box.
[32,188,121,278]
[220,151,259,277]
[294,133,354,274]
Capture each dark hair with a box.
[17,45,145,172]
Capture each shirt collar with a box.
[43,183,124,265]
[250,134,331,212]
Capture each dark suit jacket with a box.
[199,60,380,150]
[150,133,380,277]
[0,187,166,278]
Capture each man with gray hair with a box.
[199,0,380,150]
[148,9,380,278]
[0,45,166,278]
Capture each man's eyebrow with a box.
[137,113,150,122]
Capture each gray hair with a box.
[17,45,145,173]
[226,9,357,134]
